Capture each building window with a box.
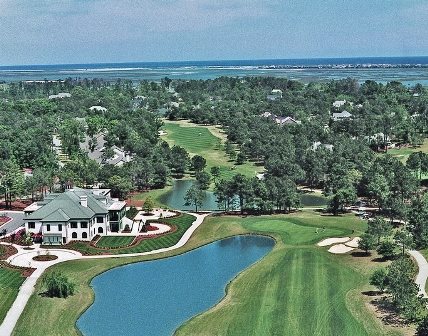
[96,216,103,223]
[72,232,77,239]
[58,224,62,231]
[46,224,51,231]
[81,222,88,229]
[70,222,77,229]
[98,227,104,234]
[28,222,35,229]
[82,232,88,239]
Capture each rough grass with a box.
[0,266,25,324]
[13,210,409,336]
[162,120,263,180]
[67,214,195,255]
[95,236,135,248]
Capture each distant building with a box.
[80,134,131,167]
[332,100,346,108]
[332,110,352,121]
[267,89,283,101]
[89,106,107,112]
[48,92,71,100]
[275,116,301,125]
[24,188,127,244]
[312,141,333,152]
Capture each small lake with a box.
[77,235,274,336]
[159,179,327,210]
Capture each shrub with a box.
[42,271,76,298]
[369,268,389,292]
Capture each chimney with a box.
[80,195,88,208]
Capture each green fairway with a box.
[0,266,25,324]
[95,236,135,248]
[66,214,195,255]
[162,120,263,180]
[386,139,428,163]
[12,210,408,336]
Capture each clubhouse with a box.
[24,188,127,245]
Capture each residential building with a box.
[332,110,352,121]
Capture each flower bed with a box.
[32,255,58,261]
[0,229,32,246]
[0,244,18,260]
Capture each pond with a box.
[158,179,327,210]
[77,235,274,336]
[158,179,220,211]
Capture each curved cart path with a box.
[0,212,209,336]
[408,250,428,298]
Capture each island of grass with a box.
[0,266,26,324]
[12,210,412,336]
[95,236,135,249]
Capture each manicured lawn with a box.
[162,120,263,180]
[13,210,409,336]
[0,266,25,324]
[386,139,428,163]
[67,214,195,255]
[96,236,135,248]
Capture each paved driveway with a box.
[0,211,24,235]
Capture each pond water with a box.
[159,179,220,211]
[77,235,274,336]
[159,179,327,210]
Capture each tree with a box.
[369,268,389,293]
[170,145,189,177]
[195,171,211,190]
[367,217,392,244]
[210,166,221,183]
[236,152,246,165]
[376,240,397,260]
[358,233,376,254]
[328,186,356,215]
[417,317,428,336]
[143,196,154,214]
[191,155,206,173]
[42,271,76,298]
[394,230,414,256]
[107,175,133,200]
[184,183,204,212]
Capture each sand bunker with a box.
[345,237,360,248]
[158,130,167,136]
[328,244,355,254]
[317,237,350,247]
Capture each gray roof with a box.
[25,188,111,221]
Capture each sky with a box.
[0,0,427,65]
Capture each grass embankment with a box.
[66,214,194,255]
[0,266,25,324]
[162,120,263,180]
[95,236,135,248]
[13,210,410,336]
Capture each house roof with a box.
[24,188,115,221]
[332,111,352,120]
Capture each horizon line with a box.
[1,55,428,68]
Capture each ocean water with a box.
[0,56,427,85]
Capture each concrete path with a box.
[0,212,209,336]
[408,250,428,298]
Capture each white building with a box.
[48,92,71,100]
[24,188,127,245]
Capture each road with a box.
[0,211,24,235]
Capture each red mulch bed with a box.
[0,244,18,260]
[32,255,58,261]
[145,225,159,231]
[0,261,36,277]
[0,199,32,211]
[0,216,12,225]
